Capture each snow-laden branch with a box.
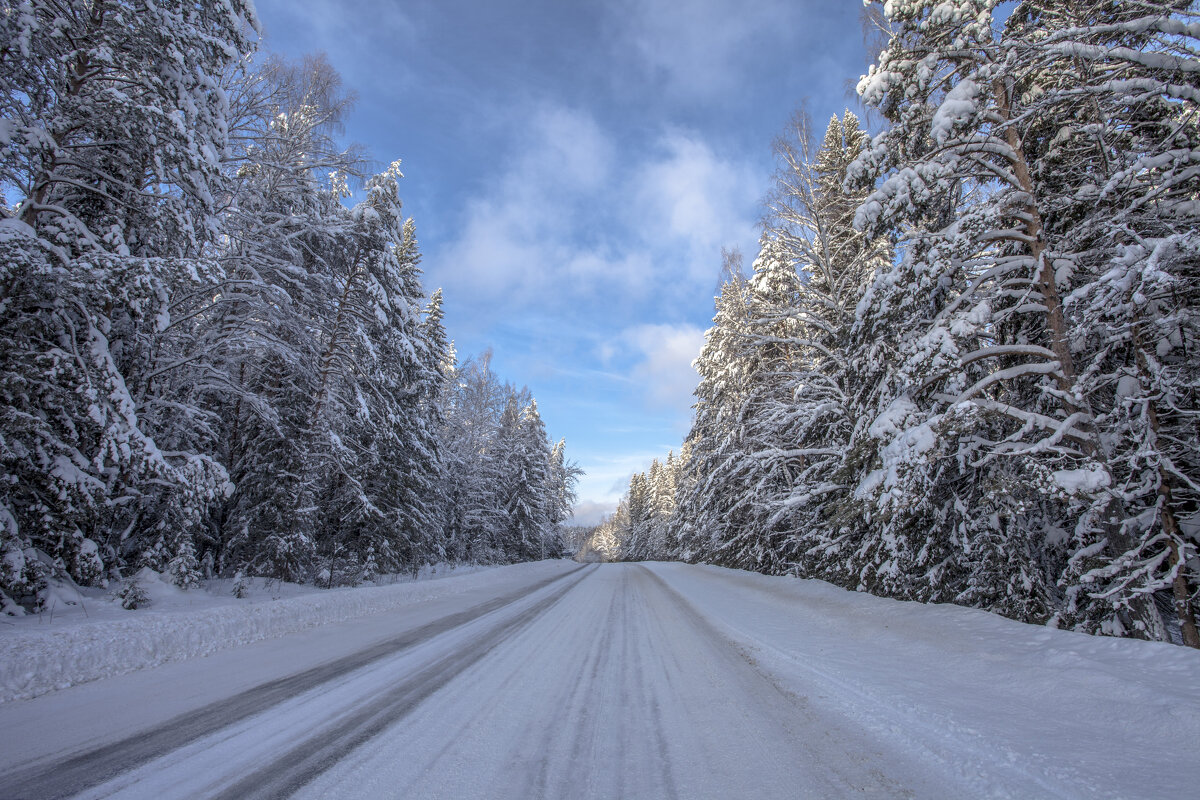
[955,361,1063,403]
[959,345,1057,367]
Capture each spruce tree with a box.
[850,0,1200,638]
[0,0,257,600]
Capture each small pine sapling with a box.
[118,577,150,610]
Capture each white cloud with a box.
[570,499,618,526]
[614,0,798,99]
[518,106,615,191]
[430,105,647,313]
[428,105,762,331]
[630,131,761,282]
[574,449,675,504]
[621,322,706,410]
[257,0,420,92]
[596,340,618,366]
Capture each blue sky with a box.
[254,0,874,524]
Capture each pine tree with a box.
[208,55,363,581]
[0,0,256,600]
[2,0,259,255]
[670,261,754,565]
[439,353,507,562]
[843,0,1083,622]
[1000,1,1200,642]
[623,472,652,561]
[707,235,803,573]
[520,400,554,559]
[492,396,552,561]
[761,113,884,582]
[165,532,202,590]
[850,0,1200,638]
[0,4,583,599]
[298,166,446,581]
[644,458,672,559]
[546,439,583,556]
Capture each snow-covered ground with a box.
[651,563,1200,799]
[0,562,499,703]
[1,561,1197,799]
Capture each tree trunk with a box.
[311,244,364,425]
[993,80,1077,399]
[993,79,1164,639]
[1164,505,1200,648]
[1134,325,1200,648]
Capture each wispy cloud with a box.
[427,103,762,338]
[258,0,420,92]
[554,367,638,385]
[611,0,800,100]
[570,499,617,526]
[573,449,677,504]
[629,131,761,284]
[619,323,706,411]
[429,104,648,316]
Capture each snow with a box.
[1,562,1196,799]
[0,562,519,703]
[1052,465,1111,495]
[866,393,920,440]
[857,396,938,505]
[649,563,1200,799]
[931,78,979,144]
[0,217,36,242]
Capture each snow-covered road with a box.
[2,561,1197,799]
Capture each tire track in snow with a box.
[208,564,595,800]
[641,564,1071,799]
[293,563,952,799]
[634,565,930,799]
[0,564,590,800]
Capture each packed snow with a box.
[0,562,506,703]
[652,563,1200,799]
[1,561,1195,799]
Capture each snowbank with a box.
[648,562,1200,800]
[0,561,572,703]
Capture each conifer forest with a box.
[599,1,1200,648]
[0,1,581,613]
[2,0,1199,654]
[2,3,1200,798]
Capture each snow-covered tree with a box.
[2,0,259,255]
[494,398,553,561]
[0,0,257,603]
[666,112,888,578]
[0,13,582,608]
[621,471,653,561]
[546,439,583,555]
[669,261,754,565]
[303,166,445,580]
[438,352,508,562]
[849,0,1200,639]
[1006,1,1200,646]
[206,54,367,581]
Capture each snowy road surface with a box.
[1,561,1198,799]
